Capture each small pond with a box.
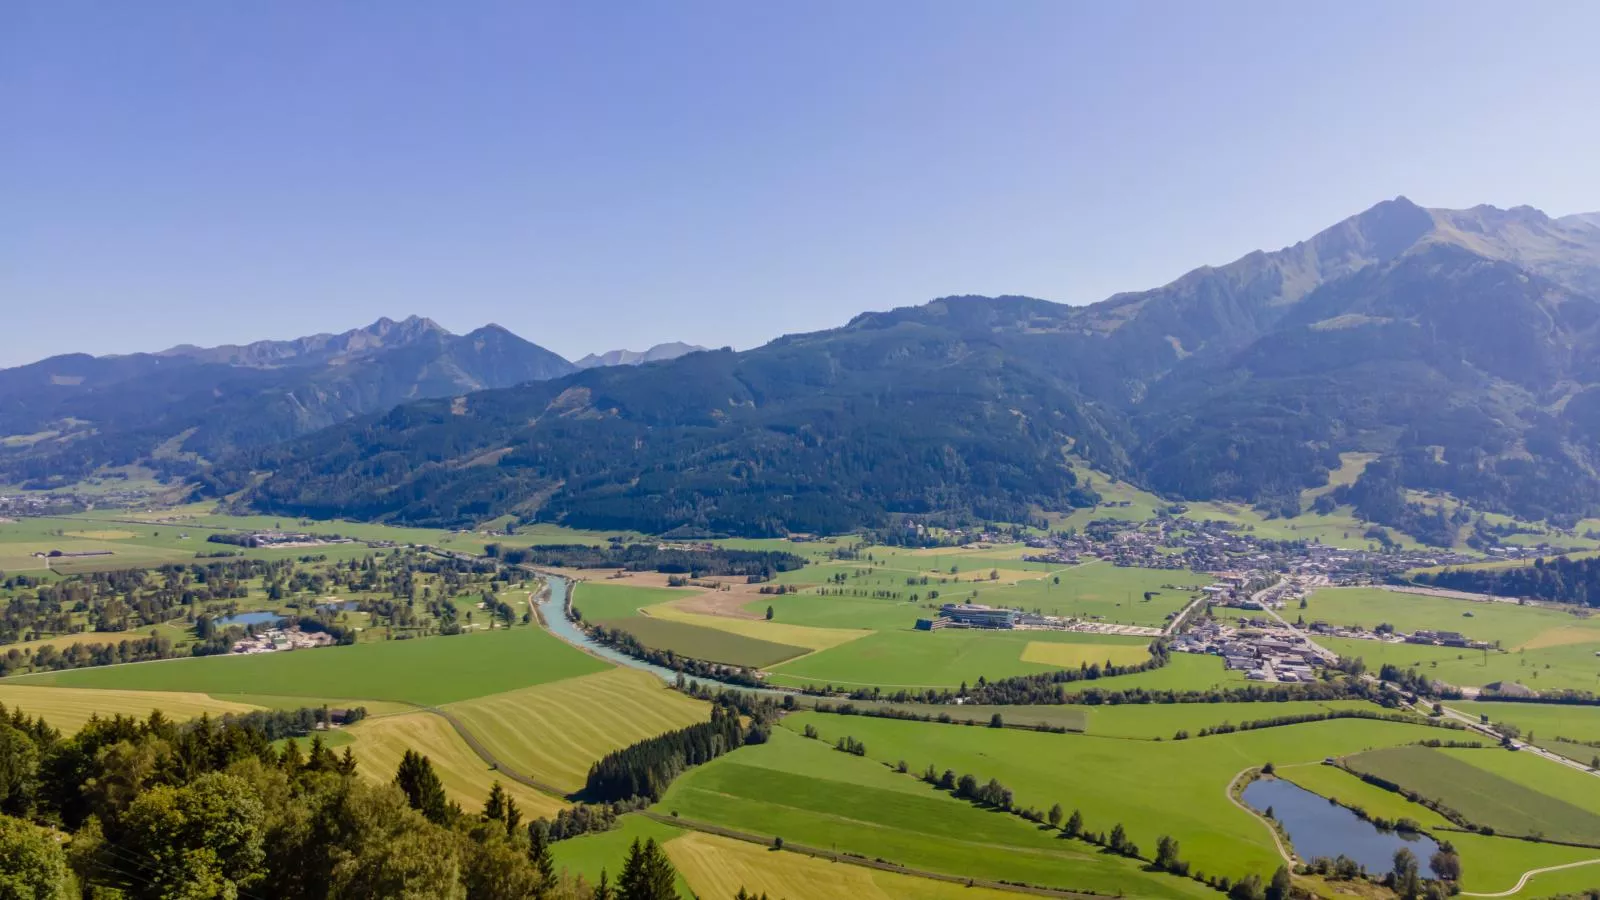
[213,611,286,628]
[1243,776,1439,876]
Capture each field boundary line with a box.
[1226,769,1294,867]
[638,810,1108,899]
[1460,857,1600,897]
[422,705,572,801]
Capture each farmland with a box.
[1303,586,1597,648]
[1322,636,1600,693]
[344,710,567,819]
[0,683,264,733]
[764,628,1158,689]
[595,615,809,668]
[779,710,1454,881]
[1277,762,1454,830]
[1340,746,1600,844]
[1453,700,1600,745]
[10,621,606,705]
[441,668,709,792]
[654,728,1216,899]
[663,829,1027,900]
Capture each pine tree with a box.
[528,820,556,883]
[483,781,508,823]
[1065,809,1083,837]
[619,837,678,899]
[337,746,358,776]
[394,750,451,825]
[593,870,614,900]
[279,736,305,772]
[504,795,522,840]
[1266,865,1293,900]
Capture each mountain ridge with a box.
[224,198,1600,542]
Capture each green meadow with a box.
[598,615,808,668]
[1452,700,1600,745]
[1342,746,1600,844]
[549,815,692,895]
[570,582,683,621]
[654,728,1214,899]
[764,628,1155,689]
[1304,586,1596,648]
[781,710,1451,881]
[12,621,605,706]
[1323,637,1600,693]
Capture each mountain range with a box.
[573,342,708,369]
[0,319,701,489]
[8,197,1600,545]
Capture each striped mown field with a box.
[663,830,1028,900]
[0,684,264,733]
[345,710,566,818]
[442,667,709,792]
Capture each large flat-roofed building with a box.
[938,603,1019,629]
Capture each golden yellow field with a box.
[0,684,264,733]
[344,711,565,818]
[1020,640,1151,668]
[645,602,870,652]
[663,831,1024,900]
[441,668,709,793]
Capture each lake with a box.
[1243,776,1439,877]
[213,611,286,628]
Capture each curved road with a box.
[1460,858,1600,897]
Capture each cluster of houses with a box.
[1304,620,1489,650]
[231,627,335,654]
[1172,621,1324,682]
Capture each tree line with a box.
[583,707,749,803]
[0,699,692,898]
[1415,555,1600,607]
[487,543,806,580]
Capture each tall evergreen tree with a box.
[394,750,451,825]
[528,819,556,883]
[618,837,678,900]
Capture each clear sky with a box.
[4,1,1599,367]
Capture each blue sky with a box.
[4,1,1599,367]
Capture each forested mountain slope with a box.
[0,317,576,488]
[190,200,1600,539]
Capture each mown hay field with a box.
[0,684,264,733]
[442,668,709,792]
[345,710,565,819]
[663,830,1029,900]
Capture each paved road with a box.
[1431,702,1600,777]
[1249,579,1339,664]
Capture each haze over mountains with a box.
[0,317,694,489]
[7,198,1600,546]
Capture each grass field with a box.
[0,684,264,733]
[1304,587,1596,649]
[781,711,1455,881]
[1276,763,1454,829]
[345,711,566,819]
[10,623,606,705]
[764,628,1157,689]
[1445,832,1600,897]
[442,668,709,793]
[598,615,808,668]
[655,728,1214,899]
[549,815,692,895]
[1341,746,1600,844]
[1020,639,1152,668]
[1323,637,1600,693]
[1452,701,1600,745]
[1438,747,1600,821]
[570,582,682,621]
[643,601,871,652]
[663,830,1027,900]
[1082,700,1393,740]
